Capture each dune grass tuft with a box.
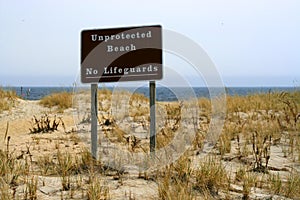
[0,88,17,112]
[39,91,73,111]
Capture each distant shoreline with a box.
[2,86,299,101]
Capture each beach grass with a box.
[1,89,300,199]
[0,87,17,112]
[39,91,73,111]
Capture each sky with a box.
[0,0,300,87]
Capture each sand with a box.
[0,96,299,199]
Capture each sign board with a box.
[81,25,162,83]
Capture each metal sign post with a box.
[91,84,98,159]
[149,81,156,157]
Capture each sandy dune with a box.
[0,95,299,199]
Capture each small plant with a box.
[36,154,55,175]
[242,173,256,200]
[251,129,271,173]
[125,135,141,152]
[235,167,256,200]
[283,172,300,199]
[192,130,205,150]
[24,176,38,200]
[158,167,195,200]
[217,133,231,156]
[129,93,149,122]
[268,171,300,199]
[171,154,192,183]
[279,92,299,129]
[77,148,100,172]
[69,133,81,145]
[158,178,195,200]
[268,173,282,195]
[157,153,197,200]
[0,136,30,199]
[56,150,76,191]
[156,103,183,149]
[29,114,65,133]
[86,176,109,200]
[194,156,229,195]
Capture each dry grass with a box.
[0,131,108,199]
[194,156,230,195]
[0,137,31,199]
[157,154,230,199]
[226,91,300,114]
[96,89,300,198]
[86,176,110,200]
[39,91,73,111]
[216,90,300,198]
[0,87,17,112]
[157,155,195,200]
[1,89,300,199]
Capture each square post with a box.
[149,81,156,157]
[91,84,98,159]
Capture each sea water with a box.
[4,86,298,102]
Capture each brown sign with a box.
[81,25,162,83]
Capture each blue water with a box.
[135,87,299,101]
[3,86,299,101]
[6,87,74,100]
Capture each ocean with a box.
[4,86,299,102]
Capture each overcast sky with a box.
[0,0,299,87]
